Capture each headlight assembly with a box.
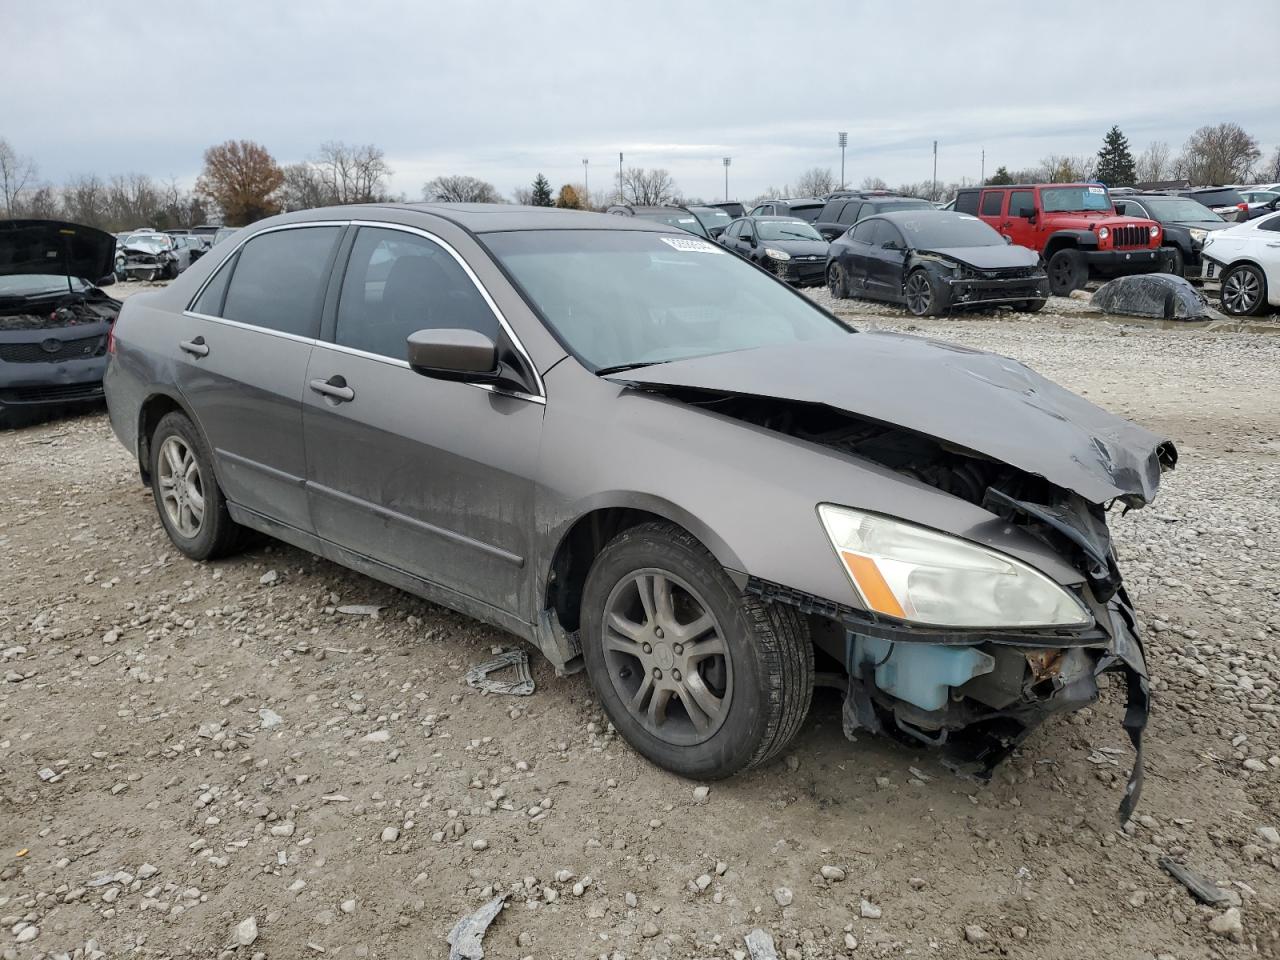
[1098,227,1110,241]
[763,247,791,261]
[817,504,1092,628]
[1188,228,1207,244]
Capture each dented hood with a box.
[609,332,1175,506]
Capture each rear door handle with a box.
[179,336,209,357]
[309,375,355,403]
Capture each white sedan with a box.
[1201,211,1280,316]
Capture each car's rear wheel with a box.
[1220,263,1267,316]
[1018,297,1047,313]
[581,522,814,780]
[149,411,246,560]
[827,262,849,299]
[1046,249,1087,295]
[904,269,943,317]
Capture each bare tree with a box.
[1134,141,1173,183]
[424,175,502,203]
[1262,146,1280,183]
[23,184,59,220]
[314,141,392,204]
[60,174,110,228]
[794,167,836,197]
[858,176,889,191]
[511,186,534,205]
[1177,123,1261,184]
[279,162,331,211]
[0,138,38,217]
[752,185,789,204]
[1039,154,1095,183]
[622,168,679,206]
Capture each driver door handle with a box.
[179,336,209,357]
[310,375,355,403]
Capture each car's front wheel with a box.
[581,522,814,780]
[904,269,944,316]
[1220,263,1267,316]
[149,411,246,560]
[1164,246,1185,277]
[827,262,849,299]
[1046,249,1087,295]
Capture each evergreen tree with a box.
[530,173,553,207]
[1095,126,1136,186]
[986,166,1013,185]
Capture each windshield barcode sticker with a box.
[659,237,724,254]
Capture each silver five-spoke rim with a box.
[157,436,205,539]
[602,569,732,746]
[1223,269,1260,314]
[906,272,931,314]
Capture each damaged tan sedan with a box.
[103,204,1175,821]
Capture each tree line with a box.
[3,120,1277,230]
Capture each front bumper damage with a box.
[943,274,1051,309]
[750,578,1150,823]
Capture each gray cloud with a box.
[6,0,1279,201]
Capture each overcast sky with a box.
[6,1,1280,203]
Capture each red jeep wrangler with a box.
[955,183,1166,294]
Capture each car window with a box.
[836,201,861,225]
[870,220,903,248]
[335,226,499,359]
[954,192,980,215]
[191,255,235,316]
[220,227,340,337]
[850,220,876,244]
[980,191,1006,217]
[1009,190,1035,217]
[1259,214,1280,232]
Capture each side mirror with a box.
[747,235,757,246]
[883,241,902,252]
[407,328,497,379]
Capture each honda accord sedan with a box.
[827,210,1050,316]
[104,204,1173,820]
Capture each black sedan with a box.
[826,210,1049,316]
[719,216,830,285]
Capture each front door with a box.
[302,224,544,617]
[176,224,344,531]
[865,220,909,301]
[1003,189,1038,249]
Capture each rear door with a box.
[843,219,878,294]
[177,224,343,531]
[302,223,544,616]
[978,189,1007,234]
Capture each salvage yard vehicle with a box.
[1,219,121,427]
[812,191,933,241]
[1175,186,1250,222]
[956,183,1165,294]
[1112,193,1230,278]
[746,197,825,222]
[686,204,735,239]
[606,204,711,238]
[1200,210,1280,316]
[827,210,1049,315]
[117,231,184,281]
[719,215,829,285]
[104,203,1173,820]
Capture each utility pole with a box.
[583,158,589,200]
[723,156,731,201]
[932,140,938,201]
[618,152,623,203]
[838,132,848,190]
[980,149,985,185]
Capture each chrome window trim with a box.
[182,310,320,346]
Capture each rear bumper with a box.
[1082,248,1167,276]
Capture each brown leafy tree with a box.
[554,184,583,209]
[196,140,284,226]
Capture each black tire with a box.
[581,522,814,780]
[1219,263,1268,317]
[1046,249,1087,295]
[827,262,849,299]
[904,269,944,317]
[148,411,246,560]
[1164,246,1184,278]
[1018,297,1047,313]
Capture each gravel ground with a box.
[1,282,1278,960]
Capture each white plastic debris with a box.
[465,650,535,696]
[744,928,780,959]
[446,893,508,960]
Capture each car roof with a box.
[279,202,681,235]
[873,209,979,224]
[745,215,812,221]
[960,183,1102,191]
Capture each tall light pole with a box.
[618,152,624,204]
[980,148,985,185]
[583,158,589,199]
[931,140,938,201]
[723,156,731,201]
[838,132,848,190]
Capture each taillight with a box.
[106,324,116,354]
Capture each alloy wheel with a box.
[600,568,733,746]
[157,436,206,538]
[1222,268,1261,314]
[828,263,845,298]
[905,272,932,315]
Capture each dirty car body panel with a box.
[104,203,1173,819]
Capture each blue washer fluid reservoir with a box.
[848,634,996,713]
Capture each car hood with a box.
[608,332,1175,507]
[916,244,1039,270]
[764,238,830,257]
[0,219,117,286]
[1166,219,1228,231]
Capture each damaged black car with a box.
[827,210,1050,316]
[1,220,121,427]
[104,205,1172,821]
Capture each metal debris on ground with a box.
[337,604,382,616]
[744,928,780,960]
[1159,857,1233,905]
[446,893,508,960]
[465,650,535,696]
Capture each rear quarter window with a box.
[954,192,980,215]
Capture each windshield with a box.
[894,214,1003,247]
[0,275,89,299]
[757,220,823,241]
[483,229,848,371]
[123,234,170,252]
[1041,186,1112,212]
[1141,197,1225,222]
